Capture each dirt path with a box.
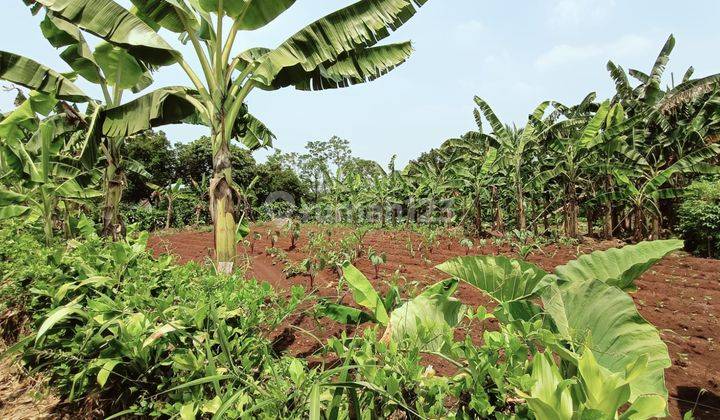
[0,344,60,419]
[148,227,720,419]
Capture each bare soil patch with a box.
[148,225,720,419]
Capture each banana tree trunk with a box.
[211,133,237,274]
[602,175,613,239]
[40,187,53,246]
[474,196,483,235]
[586,207,594,237]
[633,206,644,243]
[492,186,504,233]
[565,183,578,238]
[165,198,173,230]
[650,197,661,240]
[101,142,125,240]
[516,182,526,231]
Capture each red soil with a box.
[148,225,720,419]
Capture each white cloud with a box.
[453,20,484,44]
[534,34,652,70]
[550,0,617,26]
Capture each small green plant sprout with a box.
[368,248,387,278]
[405,236,416,257]
[251,232,262,253]
[267,229,280,248]
[460,238,474,255]
[289,220,301,249]
[516,243,540,260]
[492,237,505,247]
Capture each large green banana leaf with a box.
[384,279,464,351]
[36,0,177,66]
[248,42,414,91]
[436,255,553,302]
[554,240,684,291]
[240,113,275,151]
[40,13,102,84]
[192,0,296,29]
[253,0,427,87]
[129,0,196,33]
[341,262,389,325]
[0,51,88,102]
[236,0,296,30]
[101,87,201,137]
[541,280,670,406]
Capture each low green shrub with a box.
[0,221,678,419]
[122,203,166,231]
[677,180,720,257]
[1,224,307,417]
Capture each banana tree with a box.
[536,101,615,238]
[0,3,185,239]
[406,146,464,224]
[474,97,550,232]
[360,156,404,227]
[188,174,209,226]
[70,0,431,273]
[148,179,191,229]
[607,143,720,242]
[0,92,101,244]
[605,34,720,238]
[447,125,502,235]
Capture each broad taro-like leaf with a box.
[383,279,464,351]
[541,280,671,406]
[554,240,683,291]
[0,51,88,102]
[341,262,388,325]
[436,255,552,303]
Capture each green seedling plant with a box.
[460,238,474,255]
[289,220,301,250]
[368,247,387,278]
[250,232,262,253]
[268,229,280,249]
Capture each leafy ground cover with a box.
[149,224,720,419]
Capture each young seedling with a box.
[289,220,301,250]
[251,232,262,253]
[460,238,474,255]
[368,248,387,278]
[405,237,416,257]
[268,229,279,249]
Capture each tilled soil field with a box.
[148,225,720,419]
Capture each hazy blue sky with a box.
[2,1,720,166]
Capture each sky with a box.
[2,0,720,167]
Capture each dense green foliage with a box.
[677,179,720,257]
[0,1,717,418]
[0,221,678,418]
